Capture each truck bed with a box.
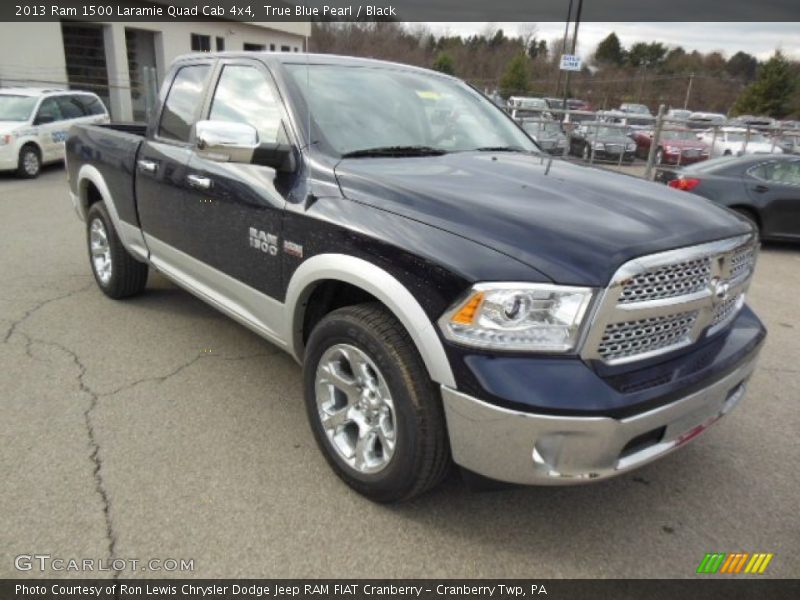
[66,122,146,228]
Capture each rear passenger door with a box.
[746,160,800,238]
[181,58,296,300]
[136,62,214,253]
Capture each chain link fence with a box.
[504,102,799,184]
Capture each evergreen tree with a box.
[595,32,625,66]
[432,52,456,76]
[499,53,530,97]
[733,51,796,117]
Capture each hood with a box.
[0,121,24,134]
[334,152,751,286]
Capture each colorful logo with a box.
[696,552,774,574]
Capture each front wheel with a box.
[17,145,41,178]
[303,303,450,502]
[86,202,148,299]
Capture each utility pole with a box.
[684,72,694,109]
[561,0,583,113]
[636,65,646,103]
[553,0,574,95]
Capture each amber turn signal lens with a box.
[451,292,485,325]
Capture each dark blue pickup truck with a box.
[66,53,765,502]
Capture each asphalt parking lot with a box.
[1,167,798,579]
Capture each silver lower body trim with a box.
[145,234,289,351]
[441,349,760,485]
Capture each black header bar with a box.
[2,0,800,22]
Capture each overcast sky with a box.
[421,22,800,61]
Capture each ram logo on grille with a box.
[583,235,757,365]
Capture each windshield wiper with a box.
[473,146,528,153]
[341,145,448,158]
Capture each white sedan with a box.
[698,127,783,157]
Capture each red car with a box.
[631,128,710,165]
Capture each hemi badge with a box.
[283,240,303,258]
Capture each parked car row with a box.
[0,87,109,178]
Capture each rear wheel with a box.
[17,144,41,178]
[304,303,450,502]
[86,202,148,299]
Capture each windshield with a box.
[662,130,699,141]
[0,95,38,121]
[286,64,537,155]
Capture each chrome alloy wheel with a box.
[315,343,397,474]
[23,150,40,176]
[89,218,112,285]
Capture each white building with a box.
[0,19,310,121]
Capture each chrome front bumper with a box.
[441,350,759,485]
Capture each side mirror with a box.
[35,114,55,125]
[195,120,296,172]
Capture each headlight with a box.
[438,283,595,352]
[626,143,636,151]
[593,142,605,150]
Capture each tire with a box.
[86,202,148,299]
[723,149,732,156]
[303,303,450,502]
[17,144,41,178]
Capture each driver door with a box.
[182,58,298,302]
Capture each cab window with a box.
[55,95,85,119]
[208,64,283,144]
[35,98,63,124]
[749,161,800,186]
[77,95,107,116]
[159,64,211,142]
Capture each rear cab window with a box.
[158,64,212,142]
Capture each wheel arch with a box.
[76,164,148,261]
[19,139,42,158]
[285,254,456,388]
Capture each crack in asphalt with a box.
[2,283,94,344]
[3,284,282,577]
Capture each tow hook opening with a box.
[620,426,666,458]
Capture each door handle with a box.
[187,174,212,190]
[137,159,158,174]
[753,184,769,193]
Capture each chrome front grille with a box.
[731,244,756,280]
[598,312,699,361]
[582,234,757,366]
[619,257,711,304]
[710,293,744,330]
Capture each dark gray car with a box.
[669,155,800,241]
